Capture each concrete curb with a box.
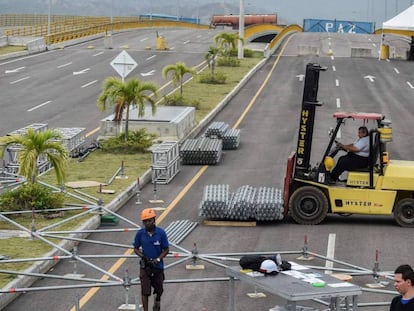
[0,52,269,311]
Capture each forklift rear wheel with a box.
[394,198,414,228]
[289,186,328,225]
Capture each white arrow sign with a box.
[296,74,305,81]
[73,68,90,75]
[5,66,25,74]
[140,70,155,77]
[364,75,376,82]
[110,50,137,80]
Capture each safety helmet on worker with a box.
[141,208,156,221]
[259,259,279,274]
[324,156,335,171]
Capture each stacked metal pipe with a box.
[204,121,229,138]
[199,184,230,218]
[180,137,222,165]
[204,122,241,150]
[255,187,284,221]
[222,128,241,150]
[227,185,257,220]
[199,184,284,221]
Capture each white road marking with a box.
[183,40,190,44]
[81,80,98,88]
[140,37,148,42]
[57,62,72,68]
[5,66,25,74]
[364,75,376,82]
[372,43,377,47]
[93,51,104,57]
[73,68,90,75]
[325,233,336,274]
[27,100,52,112]
[146,55,156,61]
[10,76,30,84]
[335,79,339,87]
[141,70,155,77]
[331,55,335,60]
[407,81,414,89]
[336,98,341,108]
[393,67,400,74]
[332,65,336,72]
[296,74,304,81]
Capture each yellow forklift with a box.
[283,63,414,227]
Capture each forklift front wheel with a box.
[289,186,328,225]
[394,198,414,228]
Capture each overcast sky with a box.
[249,0,413,26]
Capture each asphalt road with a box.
[2,31,414,311]
[0,27,222,136]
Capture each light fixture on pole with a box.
[238,0,244,59]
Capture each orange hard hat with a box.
[141,208,156,221]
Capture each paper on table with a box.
[246,271,265,277]
[289,262,309,270]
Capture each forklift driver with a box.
[329,126,369,183]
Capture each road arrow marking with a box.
[5,66,25,74]
[364,75,376,82]
[296,74,304,81]
[140,70,155,77]
[73,68,90,75]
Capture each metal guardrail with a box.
[1,14,209,45]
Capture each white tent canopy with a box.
[382,4,414,31]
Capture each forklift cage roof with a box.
[333,112,384,120]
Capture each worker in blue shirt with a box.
[133,208,169,311]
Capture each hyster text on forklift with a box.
[283,63,414,227]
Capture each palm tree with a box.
[205,46,220,76]
[97,77,158,140]
[162,62,196,96]
[214,32,243,57]
[0,129,68,184]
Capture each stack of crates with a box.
[5,123,49,174]
[53,127,86,157]
[151,141,180,184]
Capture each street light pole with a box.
[110,0,114,34]
[47,0,51,37]
[238,0,244,59]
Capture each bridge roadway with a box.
[2,30,414,311]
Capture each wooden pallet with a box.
[203,220,256,227]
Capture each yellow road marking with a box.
[70,36,294,310]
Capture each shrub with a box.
[0,183,65,213]
[99,129,157,153]
[228,48,256,58]
[162,94,200,109]
[217,56,241,67]
[198,72,227,84]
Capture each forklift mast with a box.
[294,63,326,178]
